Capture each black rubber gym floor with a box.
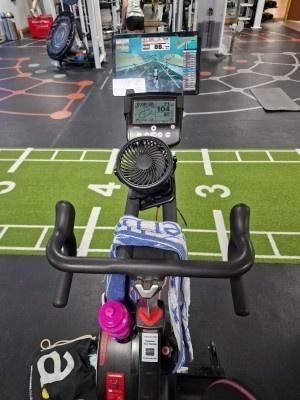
[0,23,300,400]
[1,258,300,400]
[0,23,300,148]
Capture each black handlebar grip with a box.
[53,271,73,308]
[228,204,253,316]
[229,203,250,244]
[55,201,76,237]
[52,201,77,307]
[230,276,249,316]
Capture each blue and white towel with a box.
[105,215,193,372]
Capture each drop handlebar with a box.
[46,201,255,315]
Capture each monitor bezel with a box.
[112,31,201,95]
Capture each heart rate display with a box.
[133,100,176,125]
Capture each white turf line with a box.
[188,253,300,260]
[7,147,33,173]
[201,149,213,175]
[80,150,87,161]
[266,151,274,162]
[51,150,59,160]
[235,151,242,162]
[213,210,229,261]
[77,207,101,256]
[34,227,49,250]
[1,224,300,236]
[0,148,298,258]
[0,148,299,153]
[2,159,300,164]
[2,158,300,164]
[0,246,111,252]
[105,148,119,174]
[178,161,300,164]
[0,224,115,230]
[0,226,8,241]
[266,233,281,257]
[0,245,299,260]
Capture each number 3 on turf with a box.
[195,184,231,198]
[88,182,121,197]
[0,181,15,195]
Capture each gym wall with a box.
[42,0,53,15]
[287,0,300,20]
[272,0,291,20]
[0,0,30,29]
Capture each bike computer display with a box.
[124,93,183,147]
[133,100,176,125]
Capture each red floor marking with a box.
[0,87,13,93]
[200,71,212,77]
[223,66,236,71]
[0,110,49,117]
[18,73,32,78]
[78,80,94,87]
[235,59,248,64]
[0,93,17,102]
[50,110,72,120]
[67,92,85,100]
[0,55,94,119]
[0,75,18,82]
[1,57,29,61]
[24,81,45,92]
[63,84,85,111]
[25,92,68,98]
[64,99,75,111]
[290,38,300,42]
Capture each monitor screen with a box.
[133,99,176,125]
[113,32,200,96]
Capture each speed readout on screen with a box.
[133,100,176,125]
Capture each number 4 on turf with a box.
[88,183,121,197]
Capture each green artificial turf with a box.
[0,148,299,263]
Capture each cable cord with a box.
[40,334,96,351]
[177,207,188,227]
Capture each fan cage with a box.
[116,137,174,191]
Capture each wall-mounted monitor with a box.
[112,32,200,96]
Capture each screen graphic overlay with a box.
[113,33,200,95]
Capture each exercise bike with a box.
[46,91,256,399]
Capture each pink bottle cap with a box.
[98,301,131,340]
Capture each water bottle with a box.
[98,300,131,340]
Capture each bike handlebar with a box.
[46,201,255,315]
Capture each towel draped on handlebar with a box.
[106,216,193,372]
